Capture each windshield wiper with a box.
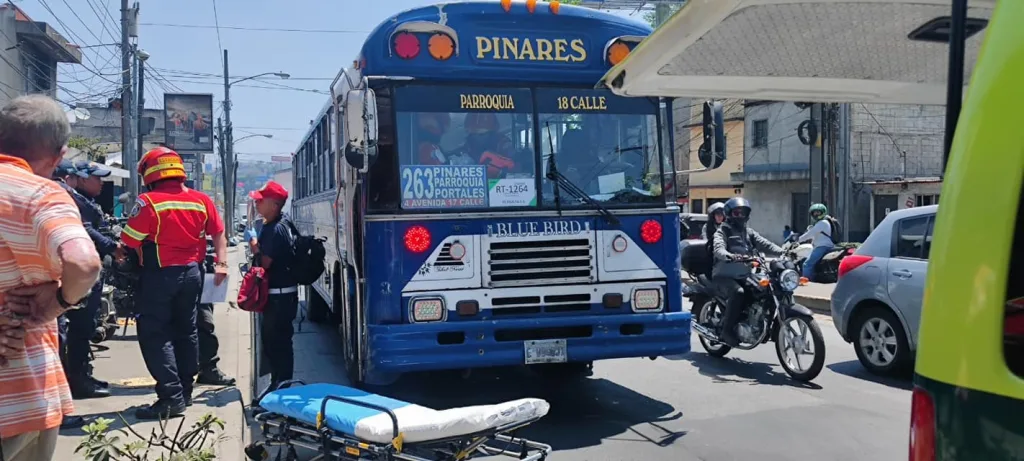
[544,122,620,226]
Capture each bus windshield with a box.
[392,85,665,212]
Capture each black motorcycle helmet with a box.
[723,197,752,226]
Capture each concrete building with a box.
[70,101,165,153]
[738,101,945,243]
[0,3,81,105]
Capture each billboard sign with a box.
[179,153,200,179]
[164,93,214,151]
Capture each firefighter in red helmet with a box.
[120,146,229,419]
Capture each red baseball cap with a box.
[249,180,289,202]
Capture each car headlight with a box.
[779,269,800,291]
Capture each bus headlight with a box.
[632,288,662,311]
[410,297,445,322]
[779,269,800,292]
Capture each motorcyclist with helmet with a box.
[796,203,835,282]
[711,197,785,346]
[700,202,726,276]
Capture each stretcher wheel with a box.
[244,443,268,460]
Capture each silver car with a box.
[830,205,937,375]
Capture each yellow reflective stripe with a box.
[122,225,147,241]
[152,201,207,214]
[143,162,184,177]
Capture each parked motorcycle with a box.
[681,240,826,382]
[91,194,140,343]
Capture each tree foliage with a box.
[68,135,109,162]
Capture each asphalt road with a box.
[285,300,912,461]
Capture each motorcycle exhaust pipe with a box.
[692,322,719,341]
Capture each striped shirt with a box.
[0,154,91,437]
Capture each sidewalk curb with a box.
[794,294,831,316]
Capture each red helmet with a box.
[138,146,187,186]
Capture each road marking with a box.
[113,377,156,388]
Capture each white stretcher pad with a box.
[258,383,550,444]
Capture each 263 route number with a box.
[402,168,437,199]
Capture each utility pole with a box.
[120,0,134,197]
[222,49,235,230]
[136,49,148,173]
[217,117,226,215]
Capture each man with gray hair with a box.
[0,94,102,461]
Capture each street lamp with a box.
[221,47,289,235]
[233,133,273,144]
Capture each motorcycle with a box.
[781,234,857,284]
[92,218,140,343]
[680,240,827,382]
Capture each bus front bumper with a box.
[366,311,691,374]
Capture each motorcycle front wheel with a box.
[774,314,826,381]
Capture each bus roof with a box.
[354,1,651,86]
[600,0,996,105]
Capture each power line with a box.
[209,0,224,69]
[140,22,368,34]
[157,77,328,95]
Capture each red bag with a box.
[237,266,269,313]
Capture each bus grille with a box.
[485,238,594,287]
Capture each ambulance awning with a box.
[599,0,997,105]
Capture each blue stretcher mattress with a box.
[259,383,551,444]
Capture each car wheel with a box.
[852,306,912,376]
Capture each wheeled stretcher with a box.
[245,381,552,461]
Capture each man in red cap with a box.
[249,180,299,390]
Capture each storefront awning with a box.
[599,0,996,105]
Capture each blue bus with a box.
[291,0,724,385]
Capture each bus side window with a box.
[1004,191,1024,377]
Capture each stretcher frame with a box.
[245,380,552,461]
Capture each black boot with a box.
[135,398,186,420]
[196,368,236,386]
[61,415,86,429]
[70,377,111,399]
[89,375,109,389]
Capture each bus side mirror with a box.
[698,100,726,169]
[343,87,379,173]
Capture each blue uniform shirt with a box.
[257,214,297,289]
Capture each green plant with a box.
[68,136,109,163]
[76,413,226,461]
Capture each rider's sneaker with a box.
[719,330,740,347]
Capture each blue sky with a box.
[26,0,644,161]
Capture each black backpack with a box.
[824,216,843,243]
[283,219,327,285]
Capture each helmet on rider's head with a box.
[723,197,752,226]
[809,203,828,222]
[707,202,725,219]
[138,146,187,187]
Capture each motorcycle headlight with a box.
[779,269,800,291]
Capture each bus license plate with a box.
[524,339,567,364]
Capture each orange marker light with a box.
[549,0,560,14]
[501,0,511,12]
[607,41,631,65]
[758,279,770,288]
[526,0,537,13]
[428,33,455,61]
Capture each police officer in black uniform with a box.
[59,160,122,399]
[50,160,88,429]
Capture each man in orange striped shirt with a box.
[0,95,103,461]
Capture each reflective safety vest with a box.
[121,182,225,268]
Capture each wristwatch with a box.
[214,261,229,269]
[57,286,87,310]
